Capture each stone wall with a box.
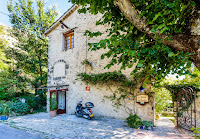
[46,7,155,121]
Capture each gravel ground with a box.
[4,112,193,139]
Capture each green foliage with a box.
[191,127,200,139]
[49,98,57,111]
[126,114,143,128]
[0,69,31,101]
[11,101,30,115]
[77,71,139,108]
[152,86,173,114]
[0,100,29,115]
[0,25,33,100]
[142,121,155,129]
[81,59,93,67]
[19,95,46,110]
[0,101,12,116]
[0,25,8,70]
[164,84,199,102]
[6,0,58,92]
[161,112,174,117]
[77,71,130,85]
[70,0,197,83]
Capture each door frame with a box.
[50,89,67,114]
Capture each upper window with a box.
[64,31,74,50]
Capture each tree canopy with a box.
[70,0,200,84]
[6,0,58,91]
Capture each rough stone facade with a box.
[46,5,155,121]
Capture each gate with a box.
[177,87,196,130]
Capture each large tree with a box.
[70,0,200,83]
[0,25,30,100]
[7,0,58,91]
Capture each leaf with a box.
[152,12,162,22]
[168,52,174,57]
[128,51,136,56]
[137,63,143,67]
[160,26,170,34]
[157,23,166,29]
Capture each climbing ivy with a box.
[164,85,199,102]
[81,59,93,68]
[77,71,141,111]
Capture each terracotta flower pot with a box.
[30,108,33,113]
[49,110,57,117]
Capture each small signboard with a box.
[86,87,90,92]
[137,95,148,103]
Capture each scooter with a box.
[75,101,94,120]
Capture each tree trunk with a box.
[114,0,200,71]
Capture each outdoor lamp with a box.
[139,86,145,92]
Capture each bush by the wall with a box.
[162,112,174,117]
[142,121,155,129]
[0,101,12,115]
[22,96,45,110]
[11,101,30,115]
[126,114,143,128]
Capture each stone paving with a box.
[3,113,194,139]
[154,116,193,135]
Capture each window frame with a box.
[64,30,74,50]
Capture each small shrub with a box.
[162,112,174,117]
[191,127,200,139]
[0,101,12,115]
[142,121,155,129]
[126,114,142,128]
[15,95,46,111]
[11,101,30,115]
[49,98,57,111]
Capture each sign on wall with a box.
[137,95,148,103]
[86,87,90,92]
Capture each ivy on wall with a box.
[164,85,199,103]
[77,71,148,113]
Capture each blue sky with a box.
[0,0,73,26]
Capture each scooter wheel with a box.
[87,115,91,120]
[76,111,83,117]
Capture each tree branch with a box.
[114,0,200,70]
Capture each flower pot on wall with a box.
[49,110,57,117]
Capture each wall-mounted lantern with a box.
[139,86,145,92]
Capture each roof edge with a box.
[44,4,79,35]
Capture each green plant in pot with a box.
[49,98,57,117]
[0,101,12,120]
[142,121,155,130]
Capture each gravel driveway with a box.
[4,113,193,139]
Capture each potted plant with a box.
[49,98,57,117]
[142,121,155,130]
[0,101,12,120]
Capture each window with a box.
[64,31,74,50]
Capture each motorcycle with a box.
[75,101,94,120]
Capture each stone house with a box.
[44,5,155,121]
